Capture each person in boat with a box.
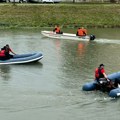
[0,44,16,60]
[95,64,109,82]
[76,27,87,36]
[95,64,120,91]
[53,25,63,34]
[94,64,113,91]
[5,44,16,59]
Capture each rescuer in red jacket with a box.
[53,25,63,34]
[95,64,110,83]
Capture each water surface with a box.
[0,28,120,120]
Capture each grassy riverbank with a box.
[0,3,120,28]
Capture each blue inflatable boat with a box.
[0,52,43,65]
[82,71,120,98]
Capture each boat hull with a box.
[0,52,43,65]
[82,71,120,97]
[41,30,95,41]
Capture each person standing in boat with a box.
[76,27,87,36]
[53,25,63,34]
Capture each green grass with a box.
[0,3,120,28]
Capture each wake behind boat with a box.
[0,52,43,65]
[41,30,95,41]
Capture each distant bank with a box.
[0,3,120,29]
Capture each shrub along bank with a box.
[0,3,120,28]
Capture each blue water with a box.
[0,28,120,120]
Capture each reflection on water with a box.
[0,65,11,81]
[13,62,44,76]
[77,42,87,55]
[0,61,43,83]
[13,61,43,68]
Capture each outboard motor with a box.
[90,34,96,41]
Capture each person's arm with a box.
[103,72,110,82]
[83,29,87,36]
[103,72,107,79]
[76,31,78,36]
[102,68,110,82]
[53,28,57,32]
[11,51,16,55]
[9,48,16,55]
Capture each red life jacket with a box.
[95,68,104,80]
[82,29,87,35]
[0,50,6,57]
[77,29,84,36]
[55,27,60,33]
[77,28,87,36]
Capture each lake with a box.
[0,28,120,120]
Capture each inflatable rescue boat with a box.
[82,71,120,98]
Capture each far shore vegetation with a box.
[0,3,120,29]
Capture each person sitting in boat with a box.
[95,64,114,91]
[0,44,16,60]
[76,27,87,36]
[95,64,110,83]
[95,64,120,91]
[53,25,63,34]
[5,44,16,59]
